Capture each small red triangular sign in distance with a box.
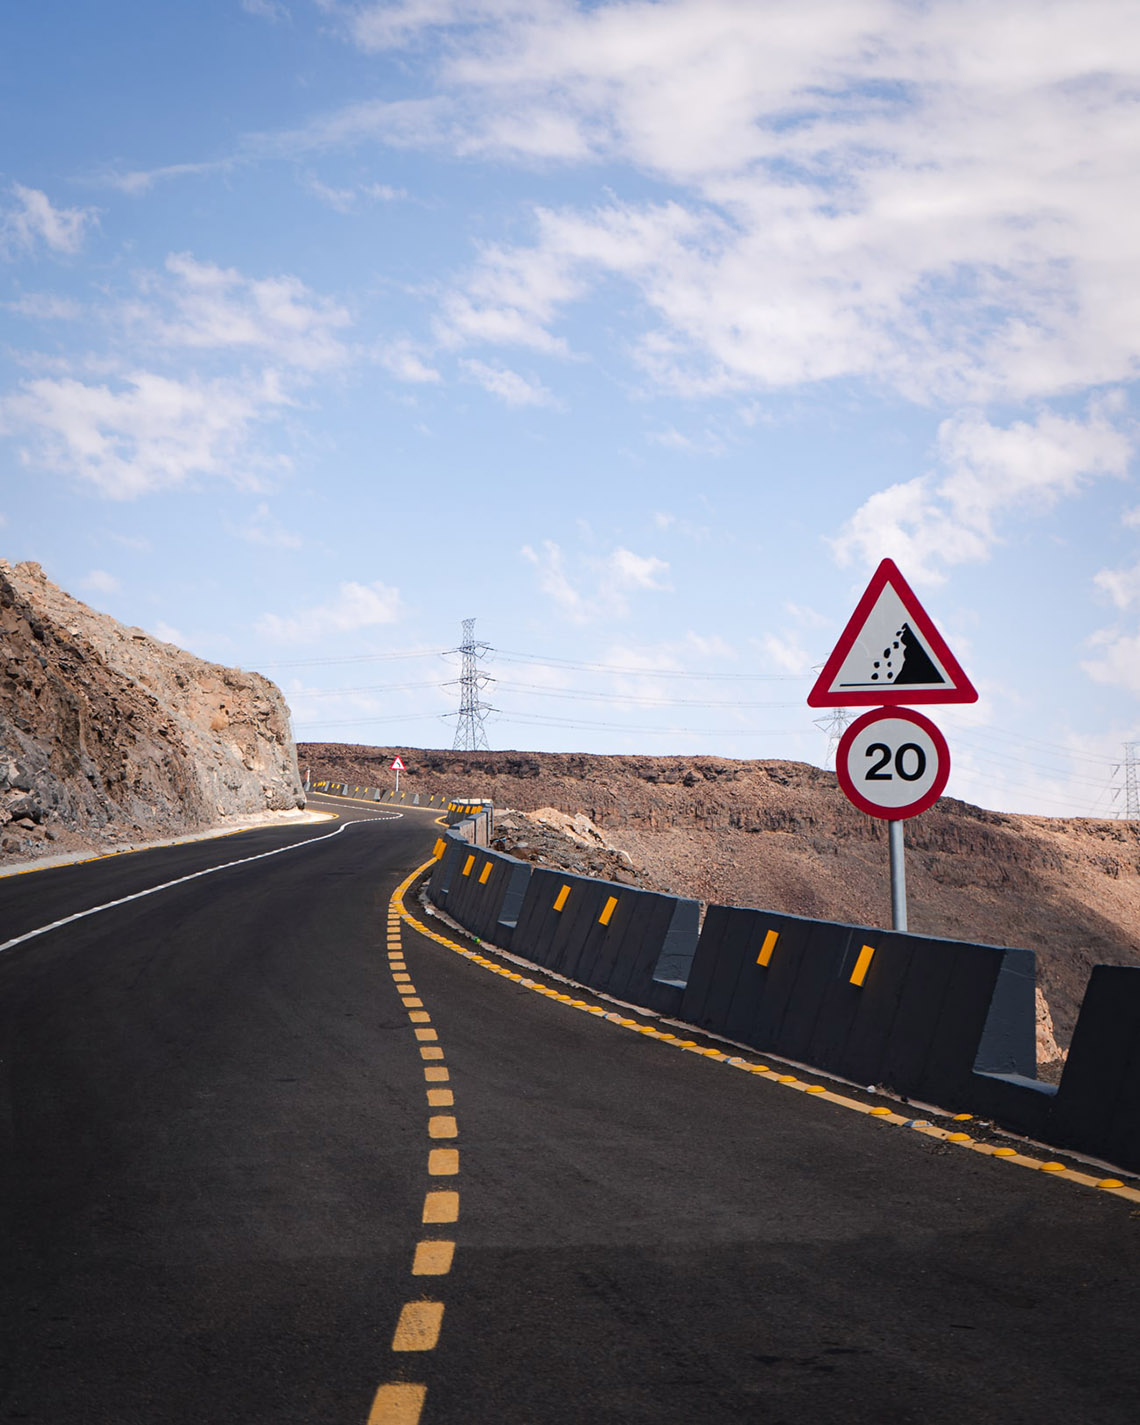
[807,558,978,708]
[390,756,407,771]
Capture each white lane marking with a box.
[0,814,403,957]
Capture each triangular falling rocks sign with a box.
[808,558,978,708]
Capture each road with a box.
[1,794,1137,1424]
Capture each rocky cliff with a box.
[1,560,304,861]
[299,742,1140,1050]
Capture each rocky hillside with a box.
[1,560,304,861]
[300,743,1140,1049]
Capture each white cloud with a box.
[832,403,1133,581]
[230,501,303,549]
[647,424,726,456]
[302,173,407,210]
[252,95,453,159]
[2,185,96,258]
[1,369,290,499]
[758,633,811,676]
[0,254,358,500]
[289,3,1140,406]
[436,230,583,354]
[242,0,290,20]
[331,0,546,54]
[80,568,120,594]
[256,580,404,643]
[5,293,82,321]
[1094,561,1140,611]
[103,159,235,195]
[652,509,712,541]
[522,539,670,621]
[608,546,669,591]
[132,253,351,371]
[105,531,151,551]
[378,339,441,383]
[1083,629,1140,697]
[521,539,583,616]
[461,358,558,407]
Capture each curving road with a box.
[0,795,1137,1424]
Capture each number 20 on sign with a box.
[835,707,950,821]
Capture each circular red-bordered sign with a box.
[836,706,950,820]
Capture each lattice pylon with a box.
[450,617,493,751]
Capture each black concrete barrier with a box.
[510,870,698,1013]
[1050,966,1140,1172]
[441,844,532,947]
[680,907,1037,1105]
[427,835,467,909]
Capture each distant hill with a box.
[299,742,1140,1050]
[1,559,304,863]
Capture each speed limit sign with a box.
[836,707,950,820]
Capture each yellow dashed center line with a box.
[412,1240,456,1276]
[367,1383,426,1425]
[423,1190,459,1223]
[392,1301,445,1352]
[368,869,466,1425]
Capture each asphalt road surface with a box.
[1,795,1137,1424]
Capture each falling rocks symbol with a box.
[871,623,945,688]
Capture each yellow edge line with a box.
[393,857,1140,1211]
[311,789,442,810]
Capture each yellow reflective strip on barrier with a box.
[432,839,446,859]
[850,944,876,987]
[461,855,475,877]
[599,895,618,926]
[478,861,493,884]
[553,884,571,912]
[757,929,779,966]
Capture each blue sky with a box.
[4,0,1140,817]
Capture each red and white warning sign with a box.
[390,756,407,772]
[808,558,977,708]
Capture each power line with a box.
[293,712,448,730]
[259,648,448,670]
[494,649,809,680]
[491,710,811,736]
[492,679,803,709]
[940,720,1122,768]
[291,679,449,699]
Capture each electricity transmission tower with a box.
[814,708,852,770]
[449,618,494,751]
[1119,742,1140,819]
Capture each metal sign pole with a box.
[889,819,907,931]
[395,768,400,795]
